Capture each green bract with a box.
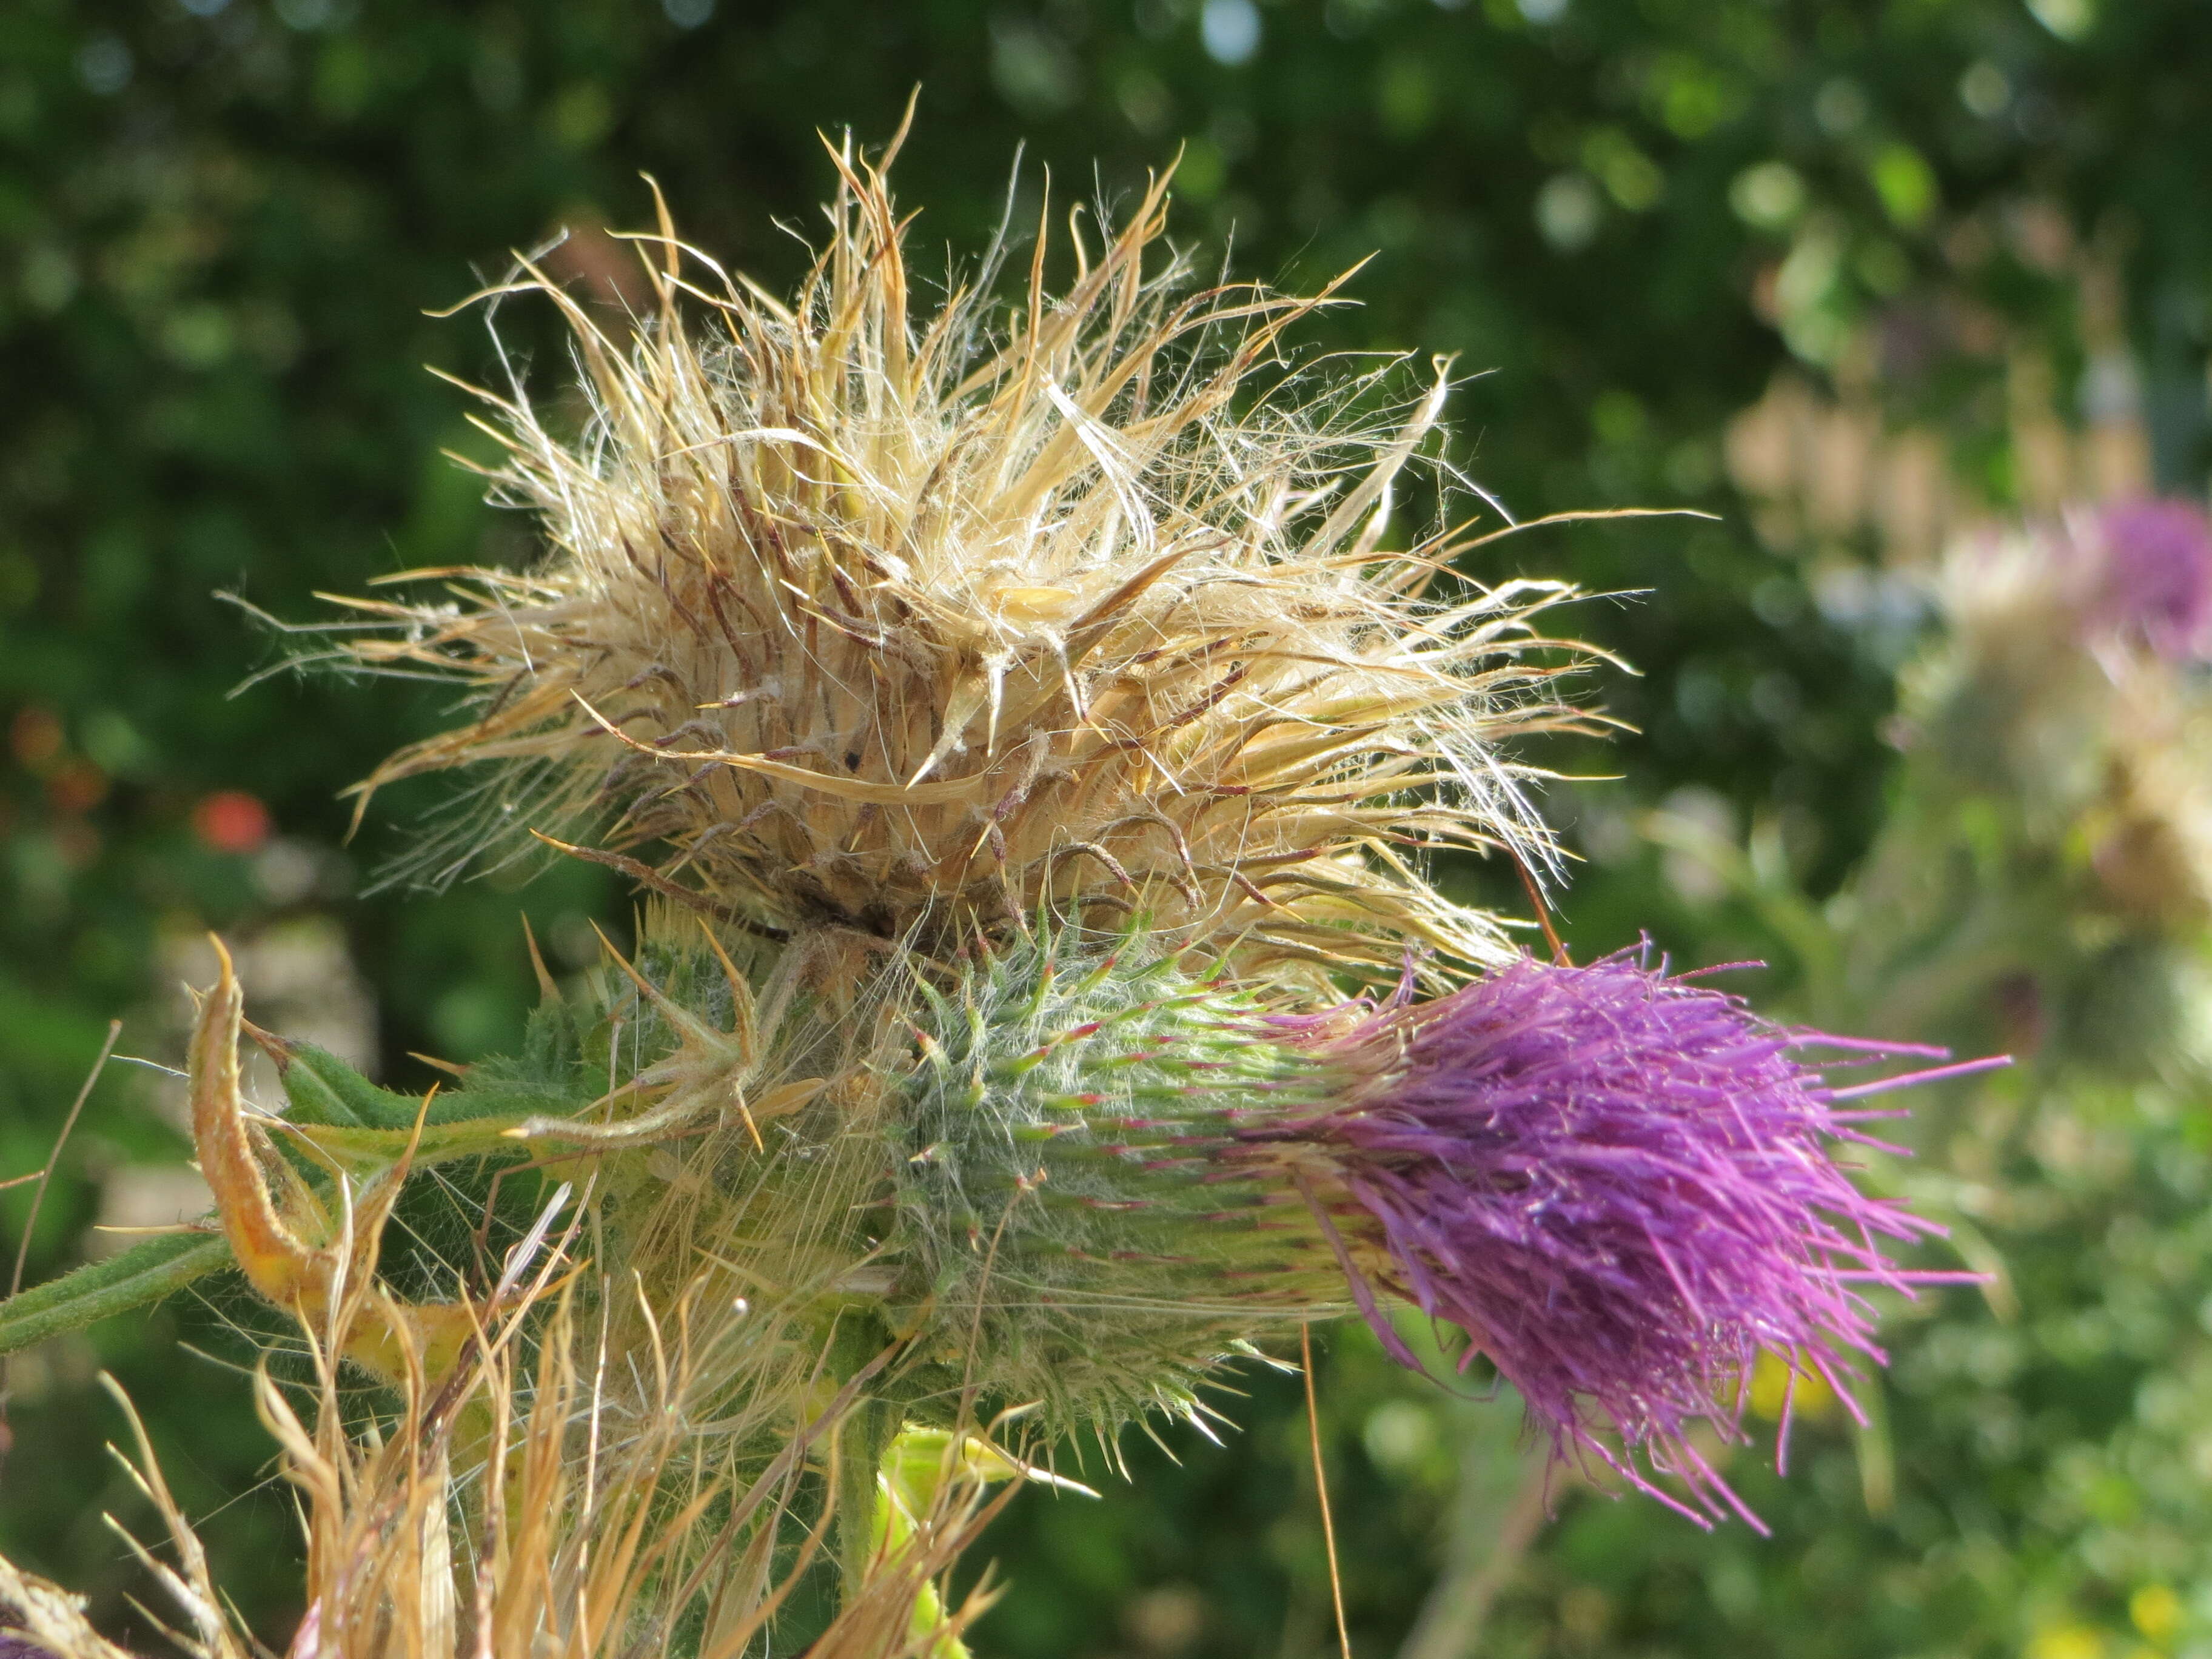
[887,931,1344,1436]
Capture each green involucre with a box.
[888,932,1347,1435]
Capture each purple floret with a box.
[1250,951,1991,1526]
[2092,498,2212,659]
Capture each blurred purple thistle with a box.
[2090,497,2212,659]
[1245,951,1999,1527]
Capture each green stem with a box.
[0,1233,232,1356]
[836,1394,898,1607]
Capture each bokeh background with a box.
[3,1,2210,1655]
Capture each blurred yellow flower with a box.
[2026,1624,2106,1659]
[2130,1584,2182,1645]
[1748,1350,1838,1423]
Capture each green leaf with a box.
[256,1031,426,1128]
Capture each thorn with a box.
[520,913,565,1005]
[240,1018,297,1073]
[730,1088,766,1154]
[694,916,760,1062]
[589,920,722,1049]
[1511,845,1569,965]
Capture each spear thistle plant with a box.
[1835,496,2212,1067]
[0,132,1977,1656]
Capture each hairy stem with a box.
[0,1233,232,1356]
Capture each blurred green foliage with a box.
[2,0,2210,1654]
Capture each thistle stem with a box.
[0,1232,231,1356]
[836,1392,899,1607]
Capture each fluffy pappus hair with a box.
[326,129,1590,981]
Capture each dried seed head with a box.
[332,145,1586,976]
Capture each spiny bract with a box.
[888,926,1346,1437]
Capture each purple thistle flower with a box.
[2090,497,2212,659]
[1245,951,1996,1527]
